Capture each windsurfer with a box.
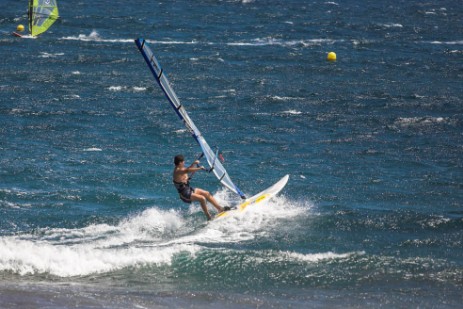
[173,154,229,220]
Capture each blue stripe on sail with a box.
[135,39,185,122]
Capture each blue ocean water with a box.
[1,0,462,307]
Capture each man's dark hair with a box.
[174,154,184,166]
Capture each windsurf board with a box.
[214,174,289,220]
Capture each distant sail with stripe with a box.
[134,38,246,199]
[28,0,59,37]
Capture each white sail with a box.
[135,38,246,199]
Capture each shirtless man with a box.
[172,154,229,220]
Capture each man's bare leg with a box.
[191,193,212,220]
[194,188,224,212]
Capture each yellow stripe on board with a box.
[255,194,269,204]
[215,211,228,218]
[238,200,250,211]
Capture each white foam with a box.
[83,147,102,152]
[60,32,346,48]
[133,86,147,92]
[15,34,36,39]
[0,237,198,277]
[201,192,309,243]
[39,52,65,58]
[0,196,313,277]
[108,86,124,91]
[0,208,196,277]
[227,38,341,47]
[61,30,108,42]
[174,129,188,134]
[108,86,147,92]
[0,200,22,209]
[426,40,463,45]
[282,109,302,115]
[393,116,452,128]
[61,32,196,45]
[377,23,403,28]
[271,96,297,101]
[63,94,81,100]
[280,250,364,263]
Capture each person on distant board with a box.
[173,154,230,220]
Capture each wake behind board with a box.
[215,175,289,220]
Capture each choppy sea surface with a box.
[1,0,462,308]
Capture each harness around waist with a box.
[173,180,193,203]
[173,180,189,192]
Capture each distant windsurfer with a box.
[173,154,230,220]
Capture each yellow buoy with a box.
[327,51,337,61]
[16,24,25,32]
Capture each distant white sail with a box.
[135,38,246,199]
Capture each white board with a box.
[214,175,289,220]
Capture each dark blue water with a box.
[1,0,462,308]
